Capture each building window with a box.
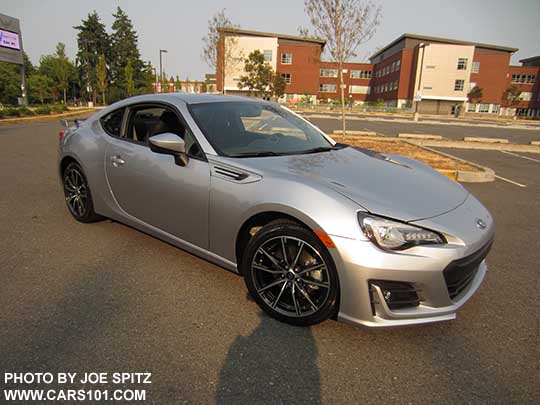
[454,79,465,91]
[263,50,272,62]
[350,70,372,79]
[469,82,476,91]
[426,65,436,69]
[319,83,337,92]
[512,74,536,84]
[478,104,490,113]
[281,53,292,64]
[520,92,532,101]
[467,103,477,112]
[350,85,370,94]
[281,73,291,84]
[394,80,398,90]
[457,58,468,70]
[320,68,338,78]
[491,104,500,114]
[423,86,432,90]
[471,61,480,73]
[396,60,401,68]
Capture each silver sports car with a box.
[58,93,494,328]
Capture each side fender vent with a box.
[214,166,248,181]
[209,161,262,184]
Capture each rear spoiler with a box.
[60,118,86,128]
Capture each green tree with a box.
[96,54,108,104]
[237,50,273,98]
[124,59,135,96]
[270,73,287,100]
[74,11,110,104]
[53,43,71,104]
[27,74,53,104]
[175,75,182,92]
[110,7,145,99]
[503,85,522,119]
[0,62,22,104]
[467,86,483,104]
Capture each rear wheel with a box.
[63,162,103,223]
[242,220,339,326]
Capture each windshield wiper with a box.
[227,151,284,158]
[298,146,336,154]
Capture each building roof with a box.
[370,33,518,59]
[218,27,326,46]
[519,55,540,64]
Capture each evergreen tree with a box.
[124,59,135,96]
[74,11,110,104]
[110,7,144,99]
[96,54,108,105]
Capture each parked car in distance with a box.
[58,93,494,327]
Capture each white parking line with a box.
[500,150,540,163]
[494,174,527,188]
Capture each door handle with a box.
[110,155,125,167]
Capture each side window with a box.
[126,106,185,144]
[100,108,125,137]
[126,105,205,159]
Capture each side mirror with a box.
[148,132,189,166]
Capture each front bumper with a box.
[330,196,494,328]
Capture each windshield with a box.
[189,102,334,157]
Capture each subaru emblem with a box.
[476,219,487,229]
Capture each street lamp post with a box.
[159,49,168,91]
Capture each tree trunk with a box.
[339,60,346,140]
[102,91,106,106]
[63,88,67,105]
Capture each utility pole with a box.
[159,49,168,92]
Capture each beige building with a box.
[412,43,475,114]
[222,34,278,92]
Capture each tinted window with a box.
[100,108,125,137]
[190,102,332,157]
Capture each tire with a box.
[242,219,340,326]
[62,162,103,223]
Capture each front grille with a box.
[443,239,493,300]
[370,280,420,310]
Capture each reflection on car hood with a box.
[236,146,469,222]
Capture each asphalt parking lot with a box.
[308,116,540,145]
[1,118,539,403]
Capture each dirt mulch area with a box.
[342,136,480,172]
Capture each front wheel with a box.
[242,220,339,326]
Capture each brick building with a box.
[216,28,540,117]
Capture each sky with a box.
[2,0,539,80]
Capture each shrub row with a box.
[0,104,69,118]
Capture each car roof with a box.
[117,92,264,105]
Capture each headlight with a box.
[358,212,445,251]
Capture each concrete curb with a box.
[333,130,377,136]
[531,141,540,146]
[407,139,540,154]
[405,142,496,183]
[0,109,96,124]
[398,133,443,140]
[463,136,508,144]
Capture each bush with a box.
[50,104,68,113]
[34,106,51,115]
[1,107,21,117]
[17,106,35,116]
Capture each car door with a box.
[103,103,210,249]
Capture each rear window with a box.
[100,108,125,137]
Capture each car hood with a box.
[232,146,468,222]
